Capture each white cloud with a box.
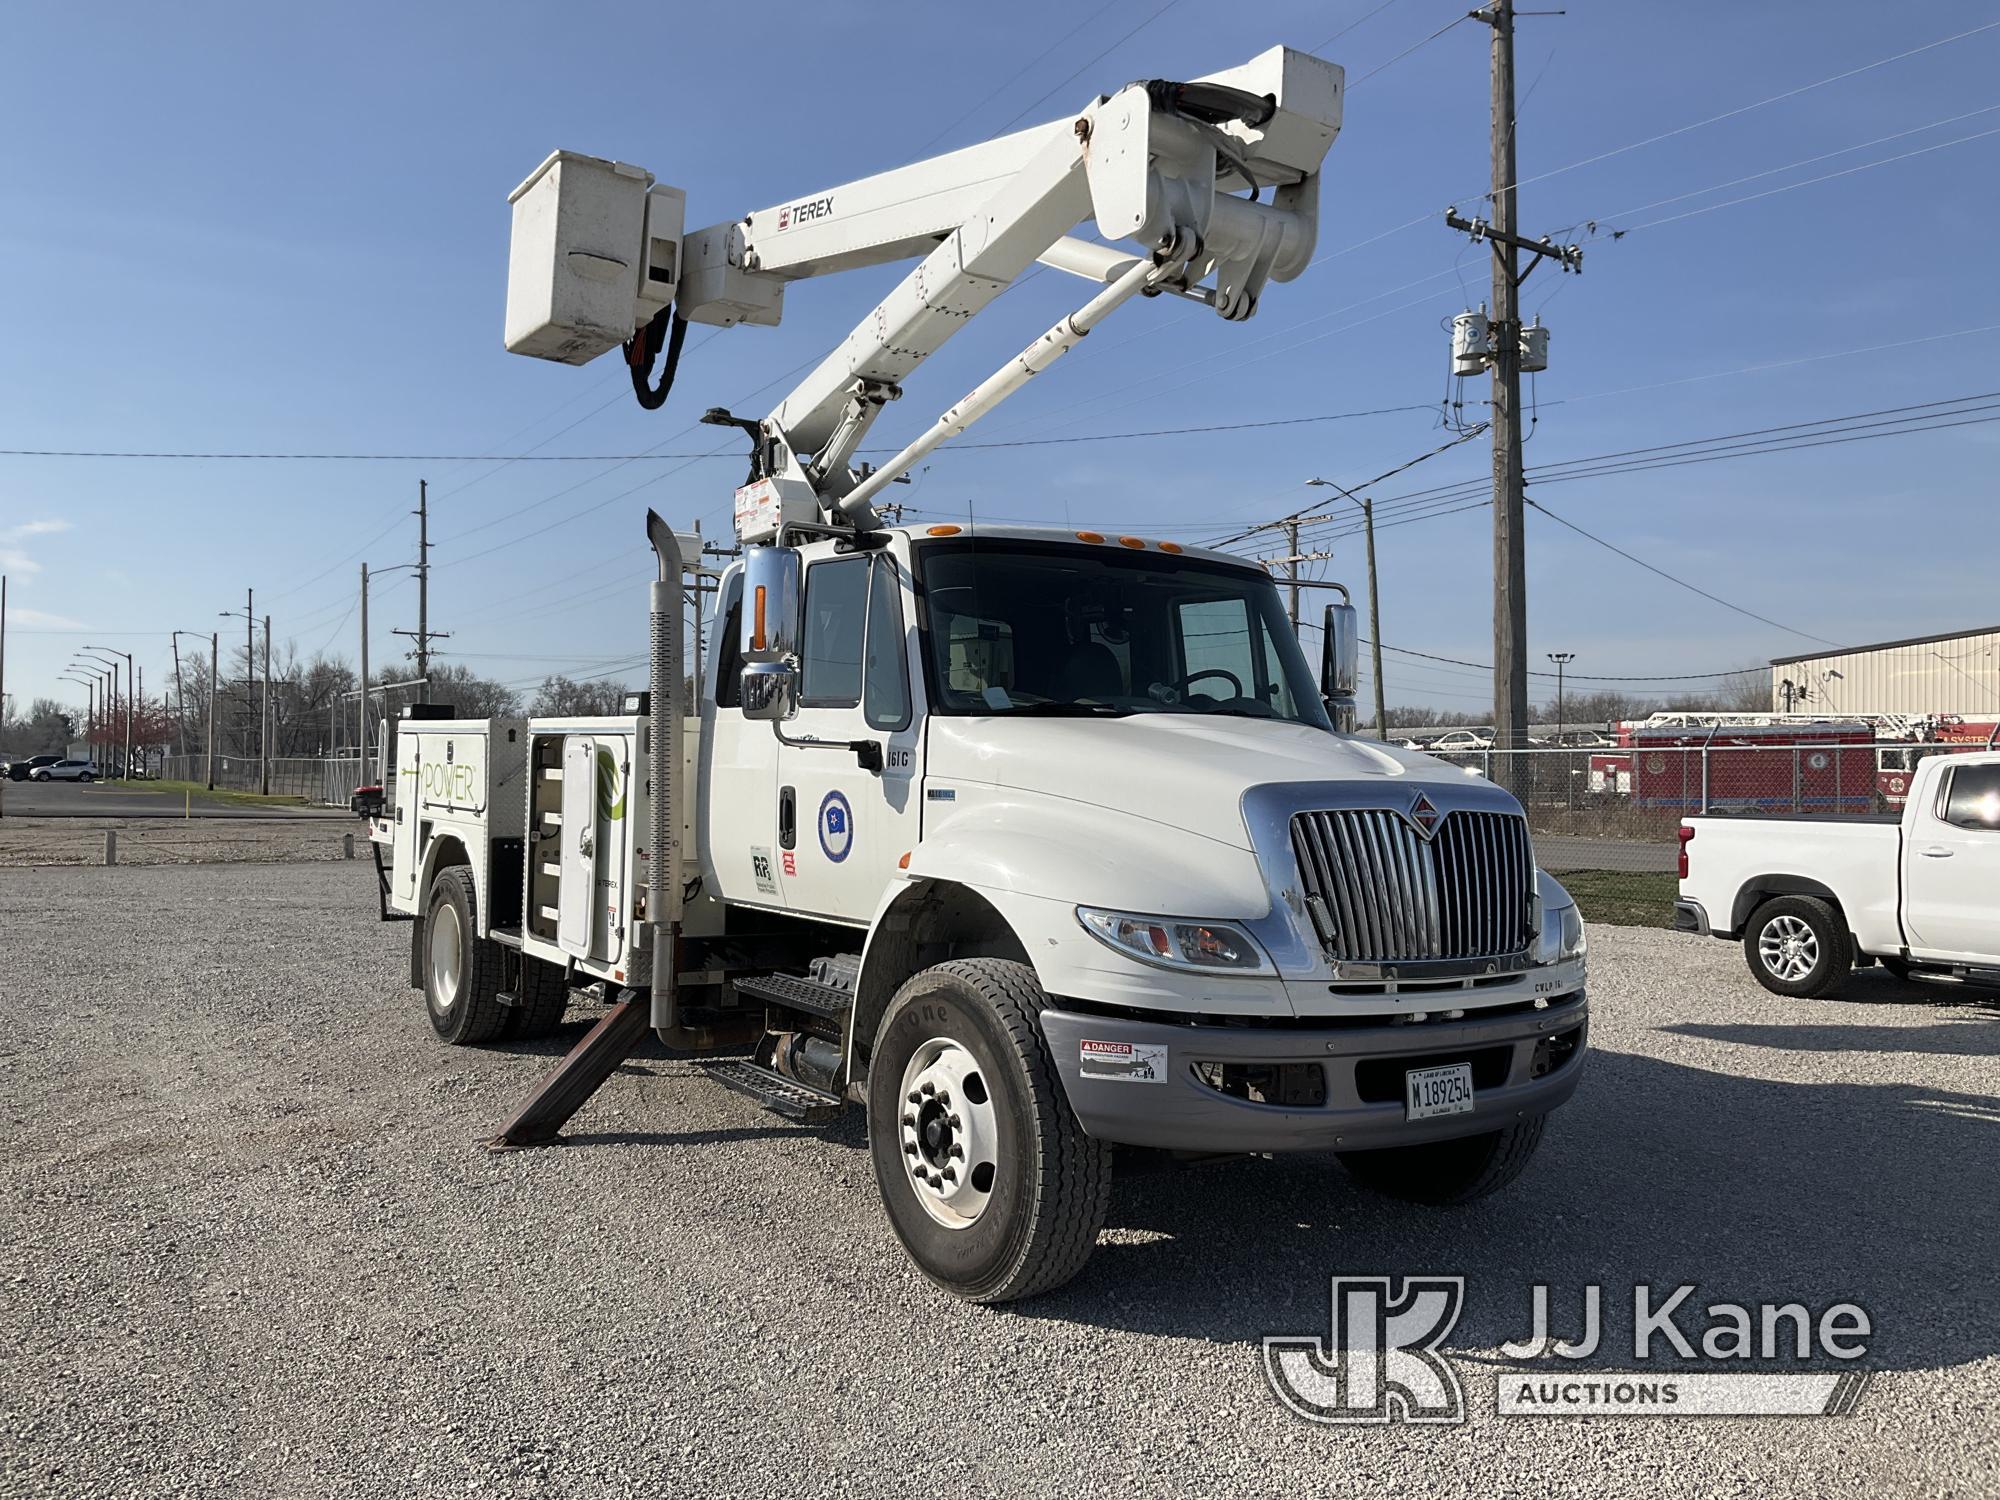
[0,546,40,576]
[3,519,71,540]
[10,606,83,629]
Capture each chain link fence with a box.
[157,754,366,806]
[1421,737,1998,926]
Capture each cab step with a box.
[697,1059,843,1123]
[733,971,854,1021]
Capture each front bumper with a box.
[1040,993,1588,1153]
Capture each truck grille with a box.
[1289,808,1534,964]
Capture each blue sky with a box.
[3,0,1997,718]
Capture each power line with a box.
[1523,497,1842,646]
[990,0,1187,135]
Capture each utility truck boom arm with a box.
[504,45,1343,540]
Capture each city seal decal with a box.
[818,789,854,863]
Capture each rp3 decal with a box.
[749,846,778,896]
[818,789,854,863]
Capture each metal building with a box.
[1770,625,2000,718]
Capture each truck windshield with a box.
[913,538,1331,729]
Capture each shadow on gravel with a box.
[1662,1014,2000,1058]
[1021,1047,1999,1377]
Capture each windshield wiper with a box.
[984,701,1134,718]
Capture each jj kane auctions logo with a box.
[1264,1278,1872,1423]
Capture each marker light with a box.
[752,585,768,652]
[927,524,962,536]
[1075,531,1105,544]
[1076,906,1273,975]
[1158,541,1184,554]
[1118,536,1146,549]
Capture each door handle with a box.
[779,785,796,850]
[1919,846,1953,858]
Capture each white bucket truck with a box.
[369,44,1589,1301]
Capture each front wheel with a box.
[1744,894,1851,998]
[78,772,94,782]
[867,959,1110,1304]
[1338,1116,1547,1205]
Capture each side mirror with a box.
[740,661,798,722]
[1321,597,1359,733]
[739,546,802,722]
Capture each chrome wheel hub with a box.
[1758,914,1819,982]
[428,901,463,1014]
[897,1037,1000,1230]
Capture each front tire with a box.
[423,866,509,1044]
[78,772,95,783]
[867,959,1110,1304]
[1338,1116,1547,1205]
[1744,894,1851,998]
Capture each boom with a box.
[503,45,1344,540]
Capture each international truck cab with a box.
[366,41,1590,1302]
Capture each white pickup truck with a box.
[1675,751,2000,996]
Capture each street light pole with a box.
[86,646,135,781]
[1547,652,1575,742]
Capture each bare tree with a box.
[529,674,631,717]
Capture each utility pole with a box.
[417,480,430,702]
[1306,477,1387,737]
[245,588,255,763]
[1446,0,1581,783]
[359,564,371,785]
[396,482,451,698]
[136,664,144,778]
[206,633,218,791]
[261,614,273,796]
[1486,0,1526,769]
[1548,651,1574,741]
[1283,519,1301,632]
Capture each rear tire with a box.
[1338,1115,1547,1205]
[506,954,570,1039]
[867,959,1110,1304]
[79,772,95,783]
[423,866,509,1044]
[1744,895,1851,998]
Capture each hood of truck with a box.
[924,715,1484,849]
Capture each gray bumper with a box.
[1040,996,1588,1154]
[1672,898,1711,936]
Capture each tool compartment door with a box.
[558,735,598,957]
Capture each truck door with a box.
[701,570,791,908]
[774,550,921,924]
[1903,759,2000,963]
[558,735,598,958]
[393,728,422,904]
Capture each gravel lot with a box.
[3,863,1995,1499]
[0,816,357,869]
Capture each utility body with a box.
[1676,751,2000,997]
[367,44,1591,1301]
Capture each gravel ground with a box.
[2,864,1995,1499]
[0,817,359,868]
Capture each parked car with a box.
[5,754,61,781]
[1430,729,1495,753]
[1675,750,2000,996]
[28,758,101,782]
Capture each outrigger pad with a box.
[486,996,652,1150]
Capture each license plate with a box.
[1405,1062,1475,1121]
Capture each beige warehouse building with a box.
[1770,625,2000,720]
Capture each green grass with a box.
[1558,869,1678,928]
[110,778,309,808]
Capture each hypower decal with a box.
[818,790,854,863]
[594,747,625,821]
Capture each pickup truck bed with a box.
[1675,751,2000,996]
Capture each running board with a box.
[733,971,854,1021]
[698,1059,843,1124]
[487,995,652,1150]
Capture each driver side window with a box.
[1171,596,1301,714]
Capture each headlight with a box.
[1535,902,1587,963]
[1076,907,1274,975]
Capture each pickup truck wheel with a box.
[505,954,570,1039]
[867,959,1111,1304]
[1744,895,1851,998]
[423,866,509,1044]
